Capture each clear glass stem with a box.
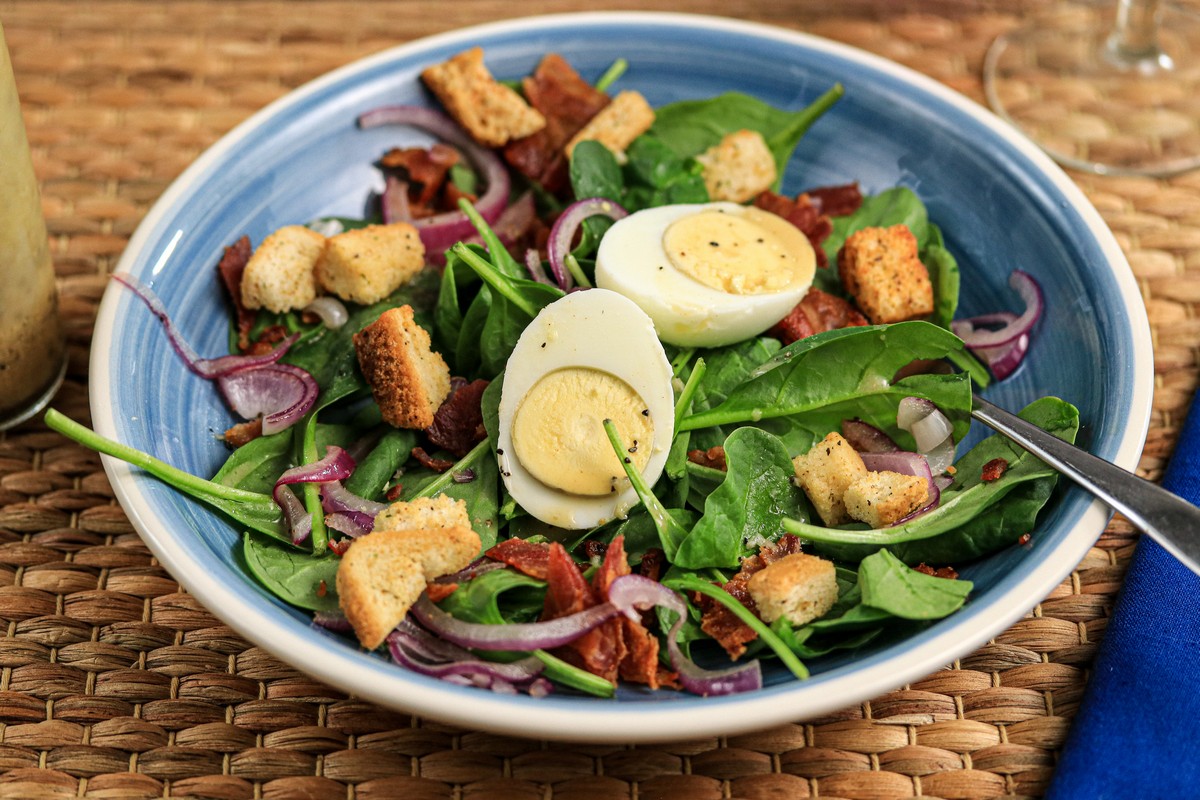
[1107,0,1171,69]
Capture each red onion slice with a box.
[358,106,510,261]
[321,481,387,536]
[410,594,620,651]
[607,575,763,697]
[380,175,413,224]
[861,451,941,524]
[973,332,1030,381]
[325,512,371,539]
[312,611,353,633]
[218,363,319,436]
[896,397,956,475]
[841,419,900,453]
[303,296,349,330]
[273,446,355,544]
[387,620,549,695]
[113,272,299,379]
[547,198,629,291]
[950,270,1042,380]
[524,248,553,286]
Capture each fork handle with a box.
[971,395,1200,575]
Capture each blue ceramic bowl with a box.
[91,12,1152,741]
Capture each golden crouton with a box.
[696,129,777,202]
[314,223,425,305]
[374,495,472,535]
[844,470,929,528]
[240,225,325,314]
[565,90,655,161]
[421,47,546,148]
[792,432,869,526]
[353,305,451,430]
[837,224,934,324]
[747,553,839,626]
[336,524,481,649]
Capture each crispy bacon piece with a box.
[639,548,665,583]
[485,537,551,580]
[504,54,610,193]
[216,236,255,352]
[914,563,960,580]
[543,542,622,684]
[246,324,291,356]
[426,378,489,457]
[807,182,863,218]
[769,287,869,346]
[425,582,459,603]
[687,446,727,472]
[328,539,352,556]
[697,534,805,659]
[593,535,674,689]
[379,142,461,212]
[981,457,1009,482]
[224,418,263,448]
[410,446,455,473]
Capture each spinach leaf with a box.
[343,428,416,502]
[241,531,340,612]
[673,427,811,569]
[649,85,844,186]
[679,322,974,447]
[212,429,292,495]
[45,410,286,541]
[785,397,1079,564]
[858,549,973,619]
[604,420,691,561]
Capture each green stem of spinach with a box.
[670,348,696,377]
[456,198,523,276]
[673,357,706,432]
[449,242,541,319]
[594,58,628,93]
[534,651,615,697]
[44,409,277,511]
[299,413,328,555]
[603,419,688,559]
[663,575,810,681]
[564,254,593,289]
[410,438,492,499]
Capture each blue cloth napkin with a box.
[1046,394,1200,799]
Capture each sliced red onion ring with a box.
[321,480,388,536]
[113,272,299,379]
[897,397,956,476]
[387,620,549,695]
[841,419,900,453]
[218,363,319,436]
[433,558,507,585]
[358,106,510,260]
[524,248,553,285]
[951,270,1042,380]
[303,296,349,330]
[312,611,353,633]
[273,446,355,544]
[410,594,620,651]
[380,175,413,224]
[547,198,629,291]
[607,575,763,697]
[325,512,371,539]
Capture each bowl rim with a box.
[89,10,1153,742]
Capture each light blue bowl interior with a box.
[102,19,1134,707]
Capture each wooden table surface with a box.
[0,2,1192,798]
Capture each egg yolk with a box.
[510,367,654,497]
[662,206,814,295]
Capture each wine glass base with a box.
[985,5,1200,178]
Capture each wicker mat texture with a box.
[0,1,1191,798]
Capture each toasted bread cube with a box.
[747,553,839,626]
[844,470,929,528]
[696,129,777,202]
[315,223,425,305]
[337,524,481,649]
[421,47,546,148]
[565,90,655,161]
[374,495,472,535]
[792,432,869,526]
[837,224,934,324]
[240,225,325,314]
[354,305,451,430]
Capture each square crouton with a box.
[374,495,471,534]
[747,553,839,626]
[696,129,777,202]
[240,225,325,314]
[353,305,451,430]
[837,224,934,324]
[565,90,655,161]
[844,470,929,529]
[421,47,546,148]
[315,223,425,305]
[336,523,480,649]
[792,432,869,526]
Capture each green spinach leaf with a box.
[858,549,973,619]
[241,531,340,612]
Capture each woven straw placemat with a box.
[0,2,1189,798]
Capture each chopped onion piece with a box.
[303,296,350,329]
[547,198,629,291]
[951,270,1042,380]
[410,594,620,651]
[218,363,319,435]
[896,397,956,477]
[321,480,387,536]
[272,446,355,544]
[841,419,900,453]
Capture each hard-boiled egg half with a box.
[496,289,675,530]
[595,202,816,347]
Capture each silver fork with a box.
[971,394,1200,576]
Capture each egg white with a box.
[496,289,675,530]
[595,202,815,347]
